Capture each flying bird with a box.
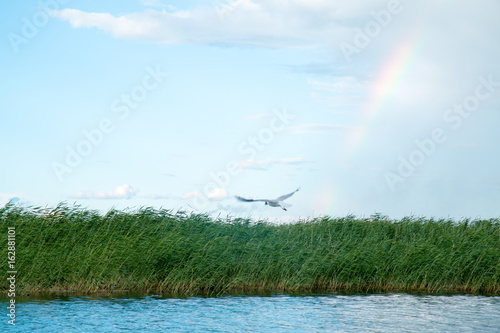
[235,187,300,211]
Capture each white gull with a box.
[235,187,300,211]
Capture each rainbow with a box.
[317,0,449,216]
[317,34,422,217]
[344,32,421,161]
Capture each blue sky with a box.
[2,0,500,220]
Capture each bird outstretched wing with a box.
[235,196,266,202]
[275,187,300,201]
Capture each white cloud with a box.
[235,157,308,170]
[71,184,138,200]
[207,188,228,200]
[183,191,200,199]
[50,1,388,48]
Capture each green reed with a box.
[1,203,499,295]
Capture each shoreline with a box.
[3,281,500,298]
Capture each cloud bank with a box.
[71,184,138,200]
[50,0,393,48]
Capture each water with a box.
[1,293,499,332]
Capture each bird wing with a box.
[275,187,300,201]
[235,196,267,202]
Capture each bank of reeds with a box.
[1,204,499,296]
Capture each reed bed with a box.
[1,203,499,296]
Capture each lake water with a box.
[1,293,499,332]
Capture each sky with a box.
[2,0,500,221]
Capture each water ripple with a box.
[1,293,499,332]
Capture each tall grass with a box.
[1,203,499,295]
